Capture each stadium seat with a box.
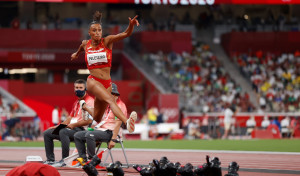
[251,129,274,139]
[251,124,281,139]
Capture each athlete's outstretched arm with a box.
[71,40,88,60]
[104,15,139,48]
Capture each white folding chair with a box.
[96,135,129,168]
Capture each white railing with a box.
[184,111,300,117]
[0,87,36,117]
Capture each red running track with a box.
[0,147,299,176]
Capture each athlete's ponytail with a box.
[90,11,102,25]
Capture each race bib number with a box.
[87,52,108,65]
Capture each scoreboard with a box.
[7,0,300,4]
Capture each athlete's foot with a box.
[127,111,137,133]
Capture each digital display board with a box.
[6,0,300,4]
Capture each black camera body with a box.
[154,157,180,176]
[194,156,222,176]
[134,156,181,176]
[152,159,164,176]
[82,164,98,176]
[106,161,124,176]
[133,164,154,176]
[224,161,239,176]
[79,154,101,176]
[133,155,238,176]
[165,162,179,176]
[177,163,194,176]
[89,154,101,166]
[78,149,109,176]
[194,165,205,176]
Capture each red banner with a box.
[185,115,286,128]
[159,94,179,123]
[6,52,56,63]
[0,29,81,49]
[114,81,144,118]
[222,32,300,56]
[1,79,143,129]
[133,31,192,53]
[0,51,85,69]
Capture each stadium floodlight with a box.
[9,68,38,74]
[77,69,90,74]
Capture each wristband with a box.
[111,139,118,143]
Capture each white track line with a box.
[1,147,300,155]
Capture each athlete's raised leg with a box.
[86,78,136,132]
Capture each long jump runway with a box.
[0,147,300,176]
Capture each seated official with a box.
[43,79,94,167]
[74,83,125,162]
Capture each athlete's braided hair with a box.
[90,11,102,26]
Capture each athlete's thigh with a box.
[87,78,112,101]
